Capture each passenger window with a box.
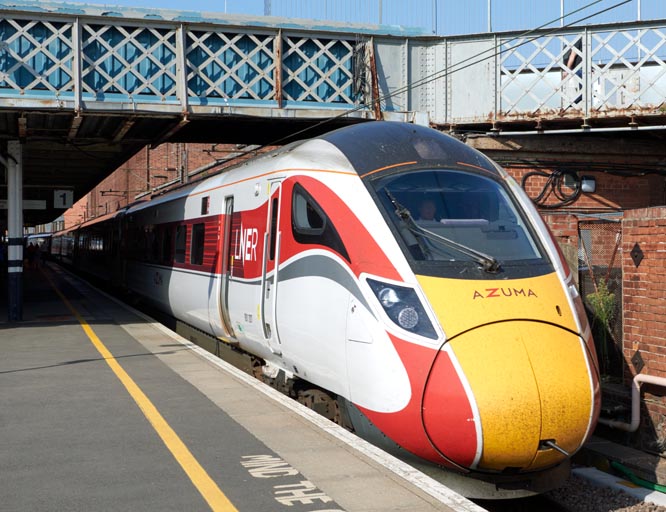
[175,225,187,263]
[162,227,172,264]
[291,184,350,262]
[148,228,159,262]
[190,223,205,265]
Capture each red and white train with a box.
[52,121,600,498]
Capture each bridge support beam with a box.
[7,141,23,322]
[465,133,666,167]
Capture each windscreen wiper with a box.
[385,190,501,273]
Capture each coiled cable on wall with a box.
[521,169,582,209]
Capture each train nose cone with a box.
[422,321,594,471]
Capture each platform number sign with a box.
[54,189,74,209]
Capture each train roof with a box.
[319,121,500,178]
[121,122,502,216]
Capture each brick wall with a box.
[63,198,87,228]
[614,207,666,450]
[504,167,666,266]
[622,207,666,374]
[66,142,269,226]
[508,167,666,212]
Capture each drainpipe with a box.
[598,374,666,432]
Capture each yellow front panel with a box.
[522,329,594,467]
[418,273,592,471]
[448,325,541,469]
[417,272,577,338]
[449,322,592,470]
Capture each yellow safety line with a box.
[44,270,237,512]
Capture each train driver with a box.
[417,198,438,221]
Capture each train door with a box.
[218,196,236,339]
[260,180,283,355]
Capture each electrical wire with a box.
[520,169,582,208]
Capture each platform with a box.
[0,263,483,512]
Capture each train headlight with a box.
[367,279,437,339]
[397,306,419,330]
[378,287,400,308]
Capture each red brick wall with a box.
[622,207,666,376]
[618,207,666,449]
[66,142,271,225]
[63,198,87,228]
[507,167,665,212]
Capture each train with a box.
[51,121,600,498]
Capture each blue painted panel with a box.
[283,38,355,104]
[81,24,177,98]
[0,19,73,92]
[186,31,274,100]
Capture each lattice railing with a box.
[282,36,356,104]
[1,10,665,122]
[0,18,74,94]
[186,30,276,102]
[500,34,585,114]
[0,14,362,109]
[498,24,666,118]
[81,24,178,100]
[590,27,666,112]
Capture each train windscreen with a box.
[371,169,554,279]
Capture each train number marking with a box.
[234,225,259,262]
[472,287,537,299]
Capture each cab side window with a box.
[292,184,350,262]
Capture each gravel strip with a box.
[546,473,666,512]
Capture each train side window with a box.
[162,227,172,264]
[175,225,187,263]
[190,223,205,265]
[269,198,279,261]
[292,184,350,262]
[149,228,159,262]
[293,189,324,234]
[201,196,209,215]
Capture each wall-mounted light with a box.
[581,175,596,193]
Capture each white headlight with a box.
[378,287,400,308]
[397,307,419,330]
[367,278,438,340]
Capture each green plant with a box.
[587,279,616,374]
